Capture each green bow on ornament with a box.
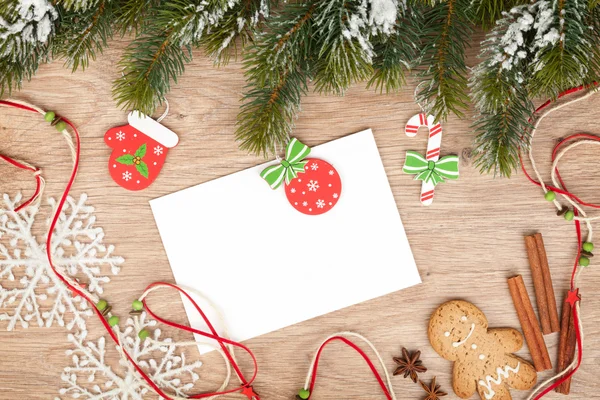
[402,151,459,186]
[261,138,311,189]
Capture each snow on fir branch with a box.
[4,0,600,176]
[0,193,123,331]
[0,0,57,59]
[57,312,203,399]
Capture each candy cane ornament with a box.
[403,113,458,206]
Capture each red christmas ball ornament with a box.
[284,158,341,215]
[104,112,178,191]
[261,139,341,216]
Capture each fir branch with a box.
[368,3,424,93]
[237,68,309,156]
[55,0,101,12]
[418,0,473,120]
[236,2,315,156]
[202,0,270,65]
[470,4,535,176]
[115,0,160,34]
[312,0,374,95]
[53,0,115,71]
[472,87,534,177]
[530,0,600,97]
[471,0,524,28]
[113,0,239,114]
[0,0,57,95]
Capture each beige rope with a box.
[302,332,397,400]
[524,90,597,399]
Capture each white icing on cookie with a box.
[461,315,467,321]
[472,344,477,350]
[478,362,521,399]
[452,323,475,348]
[445,331,450,337]
[479,354,485,360]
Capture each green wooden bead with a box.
[44,111,55,122]
[579,256,590,267]
[298,389,310,399]
[108,316,120,327]
[132,299,143,311]
[544,191,556,201]
[583,242,594,252]
[564,210,575,221]
[55,121,67,131]
[138,329,150,340]
[96,299,108,311]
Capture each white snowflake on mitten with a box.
[57,313,203,399]
[0,193,123,331]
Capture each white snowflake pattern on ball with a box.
[333,193,339,199]
[0,193,123,331]
[302,201,308,207]
[316,199,325,208]
[154,145,164,156]
[116,131,125,141]
[58,312,202,399]
[122,171,132,181]
[329,170,334,175]
[290,188,296,193]
[307,180,319,192]
[311,163,319,171]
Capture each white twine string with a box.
[523,89,597,400]
[2,99,235,399]
[156,99,170,123]
[302,332,397,400]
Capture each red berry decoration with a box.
[261,139,342,216]
[105,112,178,191]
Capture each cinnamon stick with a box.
[556,293,579,395]
[525,235,551,334]
[533,233,560,333]
[508,275,552,371]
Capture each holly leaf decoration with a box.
[136,161,149,178]
[135,143,147,158]
[116,155,134,165]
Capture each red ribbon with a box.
[518,86,597,399]
[0,100,259,399]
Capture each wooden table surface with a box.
[1,35,599,400]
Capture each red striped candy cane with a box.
[405,113,442,206]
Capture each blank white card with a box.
[150,129,421,343]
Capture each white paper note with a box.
[150,129,421,344]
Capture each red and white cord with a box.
[0,99,259,400]
[519,86,599,399]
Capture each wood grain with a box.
[1,34,599,400]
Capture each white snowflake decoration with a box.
[0,193,123,331]
[307,180,319,192]
[58,312,203,400]
[116,131,126,141]
[153,146,163,156]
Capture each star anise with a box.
[393,347,427,383]
[420,377,447,400]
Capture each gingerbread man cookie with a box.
[429,300,537,400]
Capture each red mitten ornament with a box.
[104,112,179,190]
[260,139,341,215]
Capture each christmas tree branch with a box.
[53,0,115,71]
[0,0,57,95]
[312,0,373,95]
[418,0,473,120]
[470,4,535,176]
[530,0,600,97]
[368,4,424,93]
[236,2,315,156]
[113,0,270,115]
